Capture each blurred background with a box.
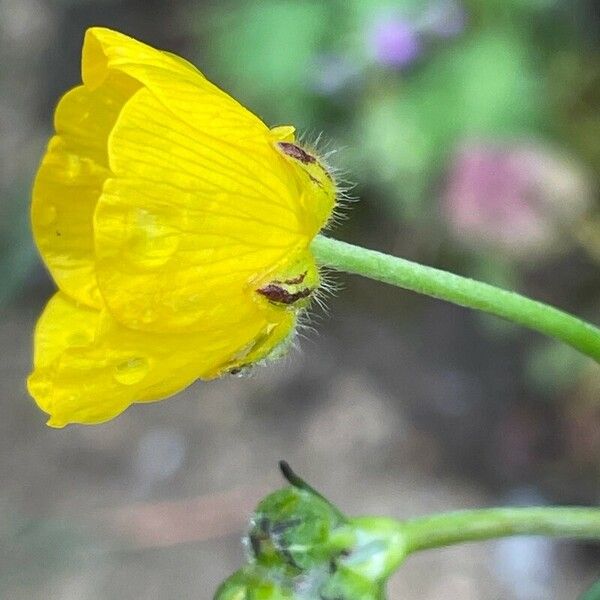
[1,0,599,598]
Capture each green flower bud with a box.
[342,517,407,583]
[215,463,409,599]
[246,463,350,571]
[214,565,383,600]
[214,567,294,600]
[319,569,384,600]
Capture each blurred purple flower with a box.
[370,16,422,69]
[442,140,594,259]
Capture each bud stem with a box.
[311,235,600,363]
[401,507,600,554]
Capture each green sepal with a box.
[246,462,351,570]
[215,464,408,599]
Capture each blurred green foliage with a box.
[203,1,330,125]
[196,0,596,220]
[580,578,600,600]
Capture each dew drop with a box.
[128,209,180,267]
[113,357,149,385]
[229,366,252,378]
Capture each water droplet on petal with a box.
[128,209,180,267]
[229,366,251,378]
[113,357,149,385]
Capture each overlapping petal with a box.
[95,85,308,332]
[31,74,137,307]
[82,28,269,139]
[28,293,295,426]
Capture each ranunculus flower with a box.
[29,28,336,427]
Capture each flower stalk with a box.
[311,235,600,363]
[215,464,600,598]
[401,506,600,554]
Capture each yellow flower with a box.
[28,28,336,427]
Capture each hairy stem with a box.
[401,507,600,554]
[311,235,600,363]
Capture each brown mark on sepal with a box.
[271,272,307,286]
[277,142,316,164]
[257,284,312,305]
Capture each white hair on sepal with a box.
[327,185,358,231]
[293,310,321,354]
[240,127,350,370]
[245,305,328,374]
[291,267,341,355]
[321,266,343,295]
[296,129,359,230]
[252,271,340,370]
[269,330,302,372]
[312,267,342,316]
[292,301,336,359]
[299,129,352,185]
[252,323,302,373]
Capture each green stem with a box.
[401,507,600,554]
[580,578,600,600]
[311,235,600,363]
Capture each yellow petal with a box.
[32,292,101,370]
[270,125,296,142]
[94,84,309,332]
[31,74,137,307]
[83,27,263,140]
[274,142,337,232]
[82,28,203,89]
[83,28,333,231]
[28,293,295,427]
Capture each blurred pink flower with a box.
[442,140,594,259]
